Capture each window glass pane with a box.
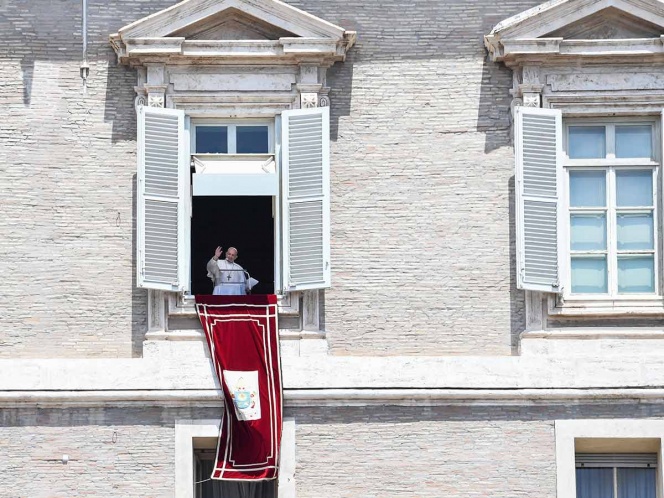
[616,170,653,207]
[576,468,615,498]
[616,125,652,159]
[196,126,228,153]
[571,256,608,294]
[618,467,657,498]
[237,126,269,153]
[571,214,606,250]
[618,256,655,294]
[569,126,606,159]
[570,171,606,207]
[617,213,654,251]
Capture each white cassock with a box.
[214,259,248,296]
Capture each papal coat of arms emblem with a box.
[223,370,261,421]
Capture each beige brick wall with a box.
[293,405,556,497]
[0,406,219,497]
[0,0,545,358]
[4,404,663,497]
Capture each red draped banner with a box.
[195,295,282,481]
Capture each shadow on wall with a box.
[326,49,355,142]
[477,57,526,353]
[507,175,524,354]
[132,174,147,357]
[475,9,531,352]
[1,0,168,356]
[104,59,140,144]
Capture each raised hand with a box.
[214,246,223,260]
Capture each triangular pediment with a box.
[545,6,663,39]
[110,0,355,64]
[168,8,297,40]
[117,0,345,40]
[489,0,664,39]
[485,0,664,62]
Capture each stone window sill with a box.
[168,291,300,317]
[548,295,664,317]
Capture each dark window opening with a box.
[191,196,275,295]
[195,449,277,498]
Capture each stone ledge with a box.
[2,388,664,408]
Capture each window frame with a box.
[175,418,295,498]
[555,419,664,498]
[561,117,662,302]
[189,117,280,295]
[575,453,658,498]
[191,118,275,155]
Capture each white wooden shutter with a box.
[137,106,190,292]
[281,107,331,291]
[515,106,563,293]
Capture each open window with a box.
[136,106,331,296]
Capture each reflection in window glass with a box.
[571,214,606,251]
[617,213,653,251]
[196,126,228,153]
[616,170,652,207]
[571,256,608,294]
[569,171,606,207]
[616,125,652,159]
[569,126,606,159]
[237,126,269,153]
[618,256,655,294]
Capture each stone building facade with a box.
[1,0,664,496]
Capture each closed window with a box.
[576,453,657,498]
[566,123,658,296]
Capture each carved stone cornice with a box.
[109,0,356,67]
[484,0,664,67]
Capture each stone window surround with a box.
[175,418,296,498]
[543,103,664,318]
[145,98,325,337]
[555,419,664,497]
[111,0,355,342]
[521,105,664,322]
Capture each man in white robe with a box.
[207,246,250,295]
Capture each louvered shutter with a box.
[137,106,190,292]
[515,106,563,293]
[281,107,331,291]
